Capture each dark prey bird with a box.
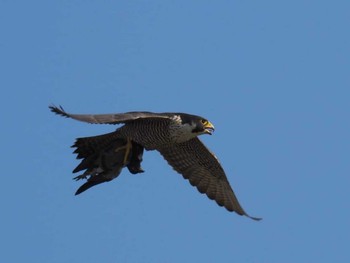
[49,105,261,220]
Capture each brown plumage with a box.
[49,105,261,220]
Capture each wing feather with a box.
[49,105,171,124]
[158,137,261,220]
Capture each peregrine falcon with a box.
[49,105,261,220]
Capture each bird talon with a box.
[73,174,87,181]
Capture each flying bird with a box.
[49,105,261,220]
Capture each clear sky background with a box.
[1,1,349,262]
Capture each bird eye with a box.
[201,120,208,125]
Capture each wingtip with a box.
[74,183,90,195]
[49,104,69,118]
[75,189,83,195]
[247,215,262,221]
[240,209,262,221]
[74,189,84,196]
[235,210,262,221]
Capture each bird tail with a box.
[71,132,144,194]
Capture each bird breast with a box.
[168,121,197,143]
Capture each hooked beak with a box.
[204,121,215,135]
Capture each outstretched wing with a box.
[158,137,261,220]
[49,105,170,124]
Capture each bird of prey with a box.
[49,105,261,220]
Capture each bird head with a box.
[174,113,215,138]
[191,118,215,135]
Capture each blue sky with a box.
[1,1,349,262]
